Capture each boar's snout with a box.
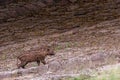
[47,48,55,56]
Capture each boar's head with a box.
[46,48,55,56]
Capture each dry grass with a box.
[0,1,120,79]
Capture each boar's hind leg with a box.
[19,61,28,69]
[36,60,40,66]
[41,59,46,65]
[18,64,21,69]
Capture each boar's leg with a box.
[18,64,21,69]
[19,61,28,69]
[41,59,46,65]
[36,60,40,66]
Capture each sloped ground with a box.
[0,0,120,80]
[0,18,120,80]
[0,0,120,47]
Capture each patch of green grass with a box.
[69,66,120,80]
[65,75,90,80]
[0,54,7,60]
[73,75,90,80]
[88,66,120,80]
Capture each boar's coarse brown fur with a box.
[17,46,55,69]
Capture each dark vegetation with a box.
[0,0,120,47]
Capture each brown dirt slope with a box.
[0,0,120,80]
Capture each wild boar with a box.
[17,46,55,69]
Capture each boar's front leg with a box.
[36,60,40,66]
